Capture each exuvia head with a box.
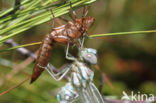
[82,17,95,31]
[75,17,95,33]
[79,48,97,64]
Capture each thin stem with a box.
[0,42,41,52]
[0,77,30,96]
[89,30,156,38]
[1,30,156,52]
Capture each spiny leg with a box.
[80,36,85,48]
[50,8,55,29]
[47,63,70,77]
[82,6,88,18]
[69,1,77,17]
[58,16,69,23]
[46,63,71,81]
[49,8,67,31]
[50,8,69,26]
[55,15,69,25]
[55,18,63,26]
[81,6,88,24]
[65,43,76,61]
[68,1,77,21]
[69,12,75,21]
[37,63,70,81]
[78,36,85,49]
[71,41,79,49]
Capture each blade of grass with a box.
[0,77,30,96]
[0,42,41,52]
[0,0,88,31]
[1,29,156,52]
[0,0,30,17]
[0,0,56,24]
[89,30,156,38]
[0,0,96,44]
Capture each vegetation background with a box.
[0,0,156,103]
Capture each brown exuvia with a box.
[30,7,95,84]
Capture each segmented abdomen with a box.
[30,35,53,83]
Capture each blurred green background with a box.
[0,0,156,103]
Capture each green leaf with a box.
[89,30,156,38]
[0,42,41,52]
[0,0,96,44]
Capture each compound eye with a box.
[83,53,97,64]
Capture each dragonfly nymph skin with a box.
[30,17,95,83]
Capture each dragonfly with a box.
[30,2,95,83]
[45,47,105,103]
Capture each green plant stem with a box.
[0,42,41,52]
[1,30,156,52]
[0,0,96,44]
[89,30,156,38]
